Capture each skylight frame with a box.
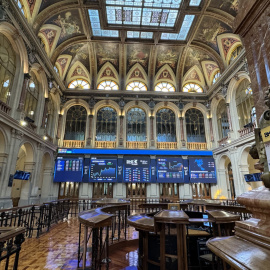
[127,31,153,39]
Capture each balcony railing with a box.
[218,137,228,147]
[157,142,177,149]
[95,141,116,148]
[238,124,255,137]
[126,141,147,149]
[0,100,11,114]
[63,140,85,148]
[187,142,207,150]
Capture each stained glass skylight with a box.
[161,15,195,40]
[105,0,181,28]
[88,10,119,37]
[127,31,153,39]
[189,0,202,7]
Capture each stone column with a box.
[226,103,233,131]
[41,167,53,202]
[17,73,31,112]
[87,114,93,147]
[179,117,186,147]
[150,116,155,148]
[208,117,215,142]
[57,114,63,146]
[0,153,8,198]
[119,115,124,147]
[215,168,230,199]
[41,98,49,129]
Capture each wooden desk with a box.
[187,229,210,236]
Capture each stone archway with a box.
[11,142,35,206]
[40,152,53,202]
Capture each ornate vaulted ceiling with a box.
[19,0,241,93]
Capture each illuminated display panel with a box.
[244,173,262,182]
[54,157,83,182]
[189,158,217,183]
[90,157,117,182]
[88,10,119,37]
[161,14,195,40]
[189,0,201,6]
[157,157,184,183]
[124,156,150,182]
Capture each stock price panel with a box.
[90,157,117,182]
[54,156,83,182]
[124,157,150,182]
[157,157,184,183]
[189,157,217,183]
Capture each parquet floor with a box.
[1,218,139,270]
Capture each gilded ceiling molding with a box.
[182,65,206,89]
[201,61,220,87]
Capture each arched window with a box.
[185,108,206,142]
[0,33,16,105]
[183,83,203,93]
[217,100,230,140]
[155,82,175,92]
[64,105,87,140]
[229,46,243,65]
[236,81,255,129]
[126,108,146,141]
[156,108,176,142]
[251,106,257,126]
[97,80,119,90]
[96,107,117,141]
[54,66,59,74]
[212,71,221,84]
[24,73,39,121]
[68,79,90,89]
[126,81,147,91]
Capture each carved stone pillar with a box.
[150,116,155,148]
[87,114,93,146]
[119,115,124,147]
[179,117,186,146]
[226,103,233,131]
[208,117,214,142]
[41,98,49,129]
[17,73,31,111]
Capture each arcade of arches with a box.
[0,0,267,209]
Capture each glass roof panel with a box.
[106,0,181,8]
[127,31,153,38]
[189,0,201,6]
[89,10,119,37]
[161,14,195,40]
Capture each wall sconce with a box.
[20,120,27,126]
[43,135,48,141]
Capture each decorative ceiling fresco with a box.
[156,46,181,74]
[184,47,214,74]
[195,17,232,53]
[44,9,84,46]
[95,43,119,72]
[126,44,150,73]
[209,0,239,17]
[19,0,243,91]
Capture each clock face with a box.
[0,47,9,63]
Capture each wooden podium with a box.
[207,186,270,269]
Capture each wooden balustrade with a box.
[187,142,207,150]
[0,99,11,114]
[95,141,116,148]
[238,124,255,137]
[126,141,147,149]
[157,142,177,149]
[63,140,85,148]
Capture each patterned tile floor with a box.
[1,218,139,270]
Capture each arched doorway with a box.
[11,142,34,206]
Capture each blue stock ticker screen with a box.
[157,157,184,183]
[90,157,117,182]
[54,157,83,182]
[189,157,217,184]
[124,156,150,182]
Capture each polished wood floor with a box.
[2,218,139,270]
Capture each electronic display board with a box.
[13,170,31,180]
[124,156,150,182]
[189,157,217,183]
[157,157,184,183]
[244,173,262,182]
[54,157,83,182]
[90,157,117,182]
